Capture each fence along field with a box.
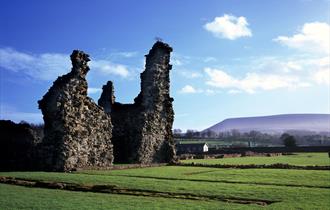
[0,152,329,209]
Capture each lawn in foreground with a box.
[181,152,330,166]
[1,165,329,209]
[0,183,239,210]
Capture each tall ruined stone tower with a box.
[99,41,176,164]
[38,50,113,171]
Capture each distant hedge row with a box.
[173,162,330,170]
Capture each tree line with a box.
[173,128,330,146]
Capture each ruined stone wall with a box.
[98,81,115,114]
[99,41,176,164]
[38,50,113,171]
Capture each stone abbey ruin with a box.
[38,50,114,171]
[36,41,176,171]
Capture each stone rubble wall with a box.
[11,41,176,171]
[99,41,176,164]
[38,50,113,171]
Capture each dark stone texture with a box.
[98,81,115,114]
[0,120,40,171]
[38,50,113,171]
[99,41,176,164]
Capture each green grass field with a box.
[0,153,329,209]
[182,152,330,166]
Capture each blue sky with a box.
[0,0,329,131]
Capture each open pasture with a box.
[1,152,329,210]
[181,152,330,166]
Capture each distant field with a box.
[181,153,330,166]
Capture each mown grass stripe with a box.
[77,172,330,190]
[0,176,280,206]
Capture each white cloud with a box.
[171,53,190,66]
[285,61,302,71]
[0,47,131,80]
[298,56,329,85]
[204,67,309,94]
[90,60,130,78]
[111,51,138,58]
[179,85,202,94]
[87,87,102,94]
[171,57,183,66]
[205,89,216,95]
[205,68,236,88]
[0,48,70,80]
[251,56,305,73]
[203,57,217,63]
[274,22,330,55]
[204,14,252,40]
[246,55,329,87]
[190,72,202,78]
[178,86,219,95]
[180,70,202,79]
[313,68,330,85]
[228,89,241,94]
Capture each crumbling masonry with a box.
[98,41,176,164]
[38,50,114,171]
[38,41,175,171]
